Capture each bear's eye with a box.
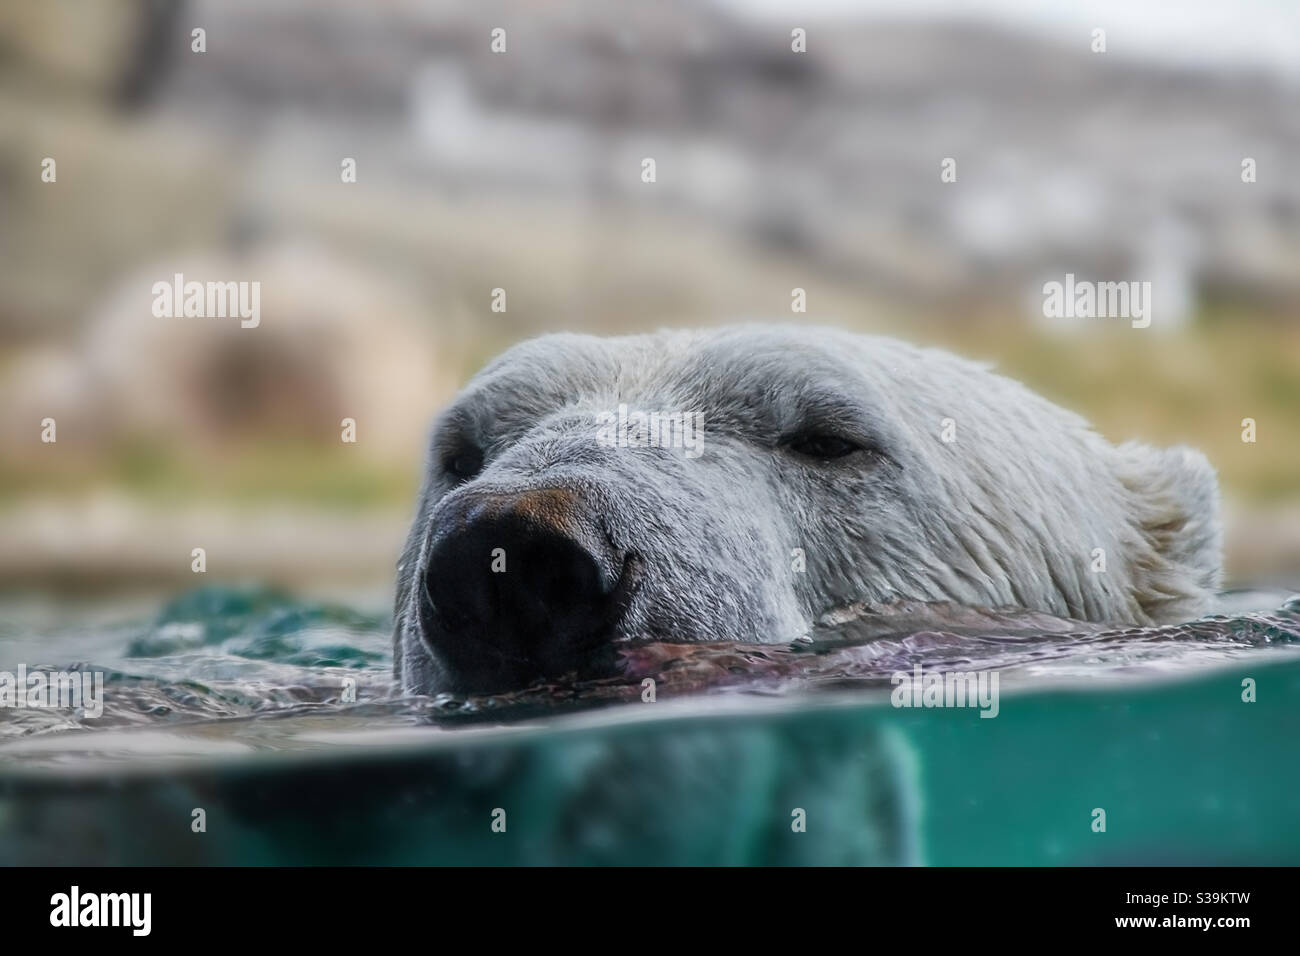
[444,446,484,481]
[786,433,862,461]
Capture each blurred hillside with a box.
[0,0,1296,588]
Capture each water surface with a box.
[1,586,1297,864]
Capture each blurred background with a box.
[1,0,1297,598]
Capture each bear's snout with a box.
[419,487,642,691]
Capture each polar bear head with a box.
[394,326,1221,694]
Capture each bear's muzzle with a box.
[418,487,643,691]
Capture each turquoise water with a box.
[0,586,1297,864]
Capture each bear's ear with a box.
[1115,442,1223,621]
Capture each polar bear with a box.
[394,326,1221,694]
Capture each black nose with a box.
[420,488,639,690]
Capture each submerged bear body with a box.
[394,326,1221,694]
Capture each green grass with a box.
[0,439,419,510]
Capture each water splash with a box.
[0,585,1296,746]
